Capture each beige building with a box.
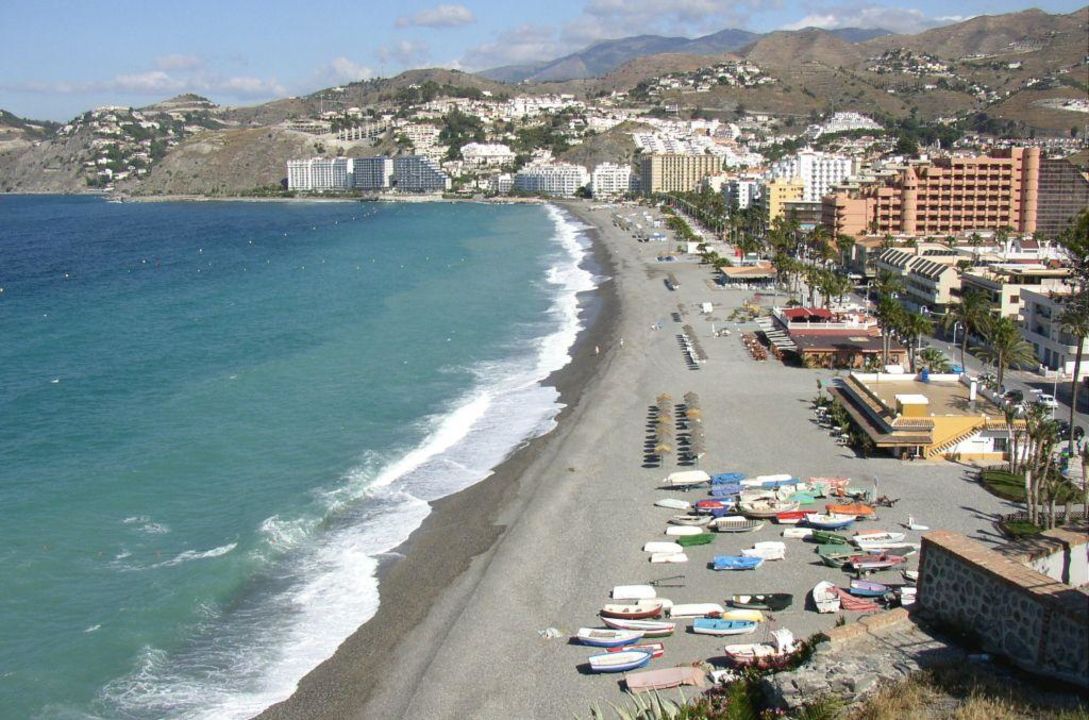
[873,246,962,312]
[960,264,1070,320]
[822,147,1042,237]
[762,178,805,222]
[1021,288,1089,377]
[639,153,722,194]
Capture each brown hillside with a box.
[741,29,863,68]
[558,120,652,168]
[129,127,319,195]
[591,53,735,93]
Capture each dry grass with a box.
[847,668,1088,720]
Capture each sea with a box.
[0,195,597,720]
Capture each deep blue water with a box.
[0,196,594,719]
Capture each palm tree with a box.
[1056,209,1089,453]
[1059,293,1089,453]
[875,295,904,366]
[898,312,934,372]
[973,315,1037,390]
[918,347,951,372]
[941,289,991,370]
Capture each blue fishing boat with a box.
[709,485,740,499]
[849,579,891,597]
[712,555,764,571]
[691,618,758,636]
[711,472,745,485]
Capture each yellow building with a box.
[763,178,805,222]
[829,371,1023,461]
[639,153,722,194]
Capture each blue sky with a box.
[2,0,1084,121]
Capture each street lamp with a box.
[951,321,963,347]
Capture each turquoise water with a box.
[0,196,595,719]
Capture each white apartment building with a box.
[1021,288,1088,378]
[590,163,633,197]
[811,112,883,138]
[392,155,450,193]
[769,150,854,203]
[513,162,590,197]
[722,176,764,210]
[460,142,516,167]
[399,123,441,149]
[287,157,352,191]
[352,156,394,191]
[489,173,514,195]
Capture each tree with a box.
[941,288,991,369]
[897,312,934,372]
[974,315,1037,390]
[875,295,904,366]
[1056,209,1089,452]
[894,133,918,156]
[918,347,951,372]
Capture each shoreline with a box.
[254,201,619,720]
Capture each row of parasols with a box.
[651,392,706,460]
[680,325,708,364]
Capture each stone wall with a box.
[917,530,1089,688]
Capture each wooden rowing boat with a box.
[600,601,665,619]
[775,510,808,524]
[691,618,758,636]
[811,581,840,613]
[825,502,876,518]
[668,514,712,526]
[607,642,665,659]
[804,513,857,530]
[588,649,653,673]
[600,617,676,637]
[810,530,851,545]
[723,629,797,668]
[575,627,645,647]
[709,516,765,533]
[849,579,891,597]
[739,499,800,518]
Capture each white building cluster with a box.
[513,162,591,197]
[459,143,516,167]
[287,156,450,193]
[769,150,855,202]
[591,163,636,197]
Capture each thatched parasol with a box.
[655,442,673,455]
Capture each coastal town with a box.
[2,4,1088,720]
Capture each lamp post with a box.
[951,321,963,348]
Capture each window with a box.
[993,437,1008,453]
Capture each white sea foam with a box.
[150,543,237,569]
[101,204,598,720]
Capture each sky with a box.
[1,0,1084,121]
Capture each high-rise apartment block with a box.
[514,162,590,197]
[286,155,449,193]
[639,153,722,194]
[352,157,394,191]
[822,148,1046,237]
[770,151,854,203]
[392,155,451,193]
[590,163,633,197]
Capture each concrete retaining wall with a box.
[917,530,1089,688]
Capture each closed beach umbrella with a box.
[656,393,672,404]
[655,442,673,455]
[686,408,702,420]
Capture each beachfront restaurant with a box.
[828,371,1023,461]
[760,307,906,369]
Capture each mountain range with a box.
[481,27,893,83]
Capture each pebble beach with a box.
[255,200,1017,720]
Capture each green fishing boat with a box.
[816,544,854,567]
[676,533,714,547]
[811,530,850,545]
[787,491,817,505]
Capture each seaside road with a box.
[291,202,1018,720]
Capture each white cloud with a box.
[462,24,563,69]
[155,54,203,71]
[324,57,376,84]
[395,4,475,28]
[780,5,970,33]
[2,69,286,102]
[377,40,432,66]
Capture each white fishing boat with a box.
[709,516,765,533]
[854,539,920,552]
[576,627,645,647]
[611,584,657,601]
[739,499,800,518]
[812,581,840,614]
[668,514,712,526]
[853,530,906,544]
[588,649,653,673]
[665,525,704,536]
[600,601,666,619]
[741,474,793,487]
[782,527,814,540]
[600,617,676,637]
[655,498,692,510]
[723,629,796,668]
[668,602,724,618]
[662,470,711,488]
[643,541,683,554]
[741,541,786,561]
[649,552,688,564]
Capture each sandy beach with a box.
[255,200,1016,720]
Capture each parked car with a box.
[1035,393,1059,409]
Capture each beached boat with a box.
[742,474,795,488]
[741,541,786,561]
[600,601,665,620]
[576,627,645,647]
[775,510,808,524]
[676,533,714,547]
[781,527,814,540]
[846,553,907,573]
[713,555,764,571]
[611,584,656,600]
[825,502,876,518]
[849,579,891,597]
[588,649,653,673]
[655,498,692,510]
[804,513,857,530]
[694,499,730,514]
[852,530,906,545]
[666,525,705,536]
[709,485,741,499]
[739,499,800,518]
[643,541,683,554]
[786,491,817,505]
[897,586,917,606]
[668,514,712,527]
[723,629,797,668]
[738,488,777,503]
[691,618,758,636]
[812,581,841,613]
[625,666,706,692]
[607,642,665,659]
[668,602,724,618]
[833,586,880,611]
[715,608,765,622]
[662,470,711,488]
[650,552,688,564]
[816,544,854,567]
[601,617,676,637]
[711,472,746,485]
[729,593,793,611]
[709,516,765,533]
[855,539,920,553]
[810,530,851,545]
